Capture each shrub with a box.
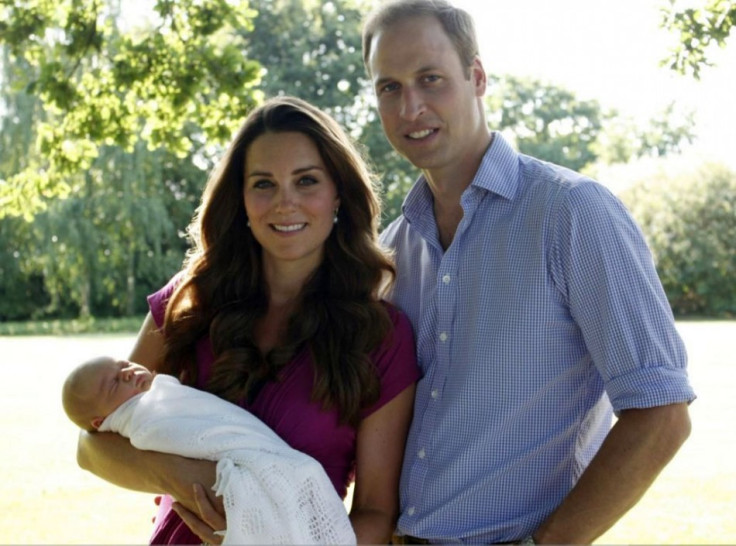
[620,163,736,317]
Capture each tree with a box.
[0,0,261,218]
[662,0,736,78]
[0,139,204,320]
[621,163,736,316]
[486,75,604,172]
[244,0,366,111]
[486,74,696,174]
[593,102,696,165]
[0,11,210,319]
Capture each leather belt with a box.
[392,535,432,544]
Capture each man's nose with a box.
[400,88,426,121]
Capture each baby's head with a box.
[62,356,154,431]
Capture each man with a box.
[362,0,696,543]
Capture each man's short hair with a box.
[362,0,479,78]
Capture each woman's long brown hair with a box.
[160,97,396,426]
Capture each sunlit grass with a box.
[0,322,733,544]
[0,316,144,336]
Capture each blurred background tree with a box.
[0,0,731,321]
[621,163,736,316]
[661,0,736,78]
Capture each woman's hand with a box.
[173,483,227,544]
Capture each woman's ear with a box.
[91,416,104,430]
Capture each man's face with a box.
[367,15,487,178]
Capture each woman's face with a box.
[243,131,340,275]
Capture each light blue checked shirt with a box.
[381,133,695,544]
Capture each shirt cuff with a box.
[606,365,696,414]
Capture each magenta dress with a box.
[146,277,420,544]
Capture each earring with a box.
[246,219,251,228]
[333,208,339,224]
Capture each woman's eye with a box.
[297,176,318,186]
[253,179,274,189]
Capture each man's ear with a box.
[91,416,104,430]
[471,56,487,96]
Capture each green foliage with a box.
[0,0,261,217]
[593,102,696,165]
[1,0,721,322]
[245,0,367,110]
[486,75,696,176]
[0,105,204,321]
[0,216,50,321]
[662,0,736,78]
[486,74,604,172]
[621,163,736,317]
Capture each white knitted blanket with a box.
[100,374,356,545]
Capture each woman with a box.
[76,97,419,544]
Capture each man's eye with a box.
[379,82,399,94]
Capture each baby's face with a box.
[88,357,154,419]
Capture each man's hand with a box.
[173,483,227,544]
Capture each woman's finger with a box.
[193,482,227,536]
[172,499,223,545]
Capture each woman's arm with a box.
[77,428,218,513]
[76,312,221,517]
[350,383,416,544]
[128,311,166,369]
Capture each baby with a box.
[61,356,355,545]
[62,356,154,431]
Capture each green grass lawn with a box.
[0,316,144,336]
[0,321,733,544]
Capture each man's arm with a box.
[533,402,691,544]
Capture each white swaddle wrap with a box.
[100,374,356,545]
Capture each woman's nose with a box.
[275,187,297,211]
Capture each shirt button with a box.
[418,448,426,459]
[442,274,451,284]
[431,389,439,399]
[407,506,416,516]
[439,332,448,342]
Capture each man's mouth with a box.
[407,129,436,140]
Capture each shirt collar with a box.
[402,131,520,221]
[470,131,520,201]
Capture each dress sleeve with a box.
[146,273,184,329]
[361,304,421,418]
